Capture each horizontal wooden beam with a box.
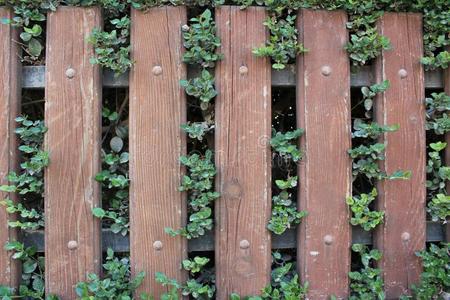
[21,65,444,89]
[23,222,445,253]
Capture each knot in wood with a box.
[152,65,163,76]
[65,68,76,79]
[239,65,248,75]
[224,180,243,199]
[321,65,332,76]
[67,240,78,250]
[398,68,408,79]
[153,240,163,250]
[401,232,411,242]
[239,239,250,249]
[323,235,333,245]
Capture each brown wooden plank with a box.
[445,47,450,243]
[374,13,426,298]
[129,7,187,296]
[296,9,352,299]
[0,7,21,289]
[215,6,271,298]
[44,7,102,298]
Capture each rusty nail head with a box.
[65,68,76,79]
[67,240,78,250]
[153,240,163,250]
[401,232,411,241]
[239,239,250,249]
[321,65,332,76]
[324,235,333,245]
[398,69,408,78]
[152,65,163,76]
[239,65,248,74]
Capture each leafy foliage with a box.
[270,129,304,162]
[182,9,222,68]
[92,106,130,236]
[0,241,58,300]
[0,116,48,230]
[407,243,450,299]
[229,252,308,300]
[349,244,384,300]
[166,150,219,239]
[180,69,217,110]
[427,193,450,224]
[253,14,306,70]
[346,188,384,231]
[425,93,450,135]
[75,248,147,299]
[156,256,215,299]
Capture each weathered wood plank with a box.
[215,6,271,298]
[374,13,426,298]
[129,7,187,297]
[0,7,21,289]
[296,9,352,299]
[45,7,102,298]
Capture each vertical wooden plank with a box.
[296,9,351,299]
[45,7,102,298]
[0,7,21,289]
[374,13,426,298]
[215,6,271,298]
[445,47,450,243]
[129,7,187,296]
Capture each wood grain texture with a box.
[445,47,450,243]
[44,7,102,298]
[129,7,187,297]
[0,7,21,289]
[215,6,271,298]
[374,13,426,299]
[296,9,352,299]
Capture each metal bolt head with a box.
[239,65,248,75]
[152,65,163,76]
[239,239,250,249]
[67,240,78,250]
[401,232,411,242]
[153,240,163,251]
[65,68,76,79]
[324,235,333,245]
[398,68,408,78]
[321,65,332,76]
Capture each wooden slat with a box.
[296,9,352,299]
[129,7,187,296]
[45,7,102,298]
[0,7,21,289]
[445,48,450,243]
[215,6,271,298]
[374,13,426,298]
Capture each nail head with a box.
[324,235,333,245]
[239,66,248,74]
[321,65,332,76]
[239,239,250,249]
[152,66,163,76]
[401,232,411,241]
[67,240,78,250]
[398,69,408,78]
[153,240,163,250]
[65,68,76,79]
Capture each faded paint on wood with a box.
[129,7,187,296]
[0,7,21,288]
[296,9,352,299]
[374,13,426,298]
[45,7,102,298]
[215,6,271,298]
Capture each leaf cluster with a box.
[166,150,219,239]
[425,93,450,135]
[349,244,384,300]
[270,129,304,162]
[346,188,383,231]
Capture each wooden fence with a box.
[0,5,448,300]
